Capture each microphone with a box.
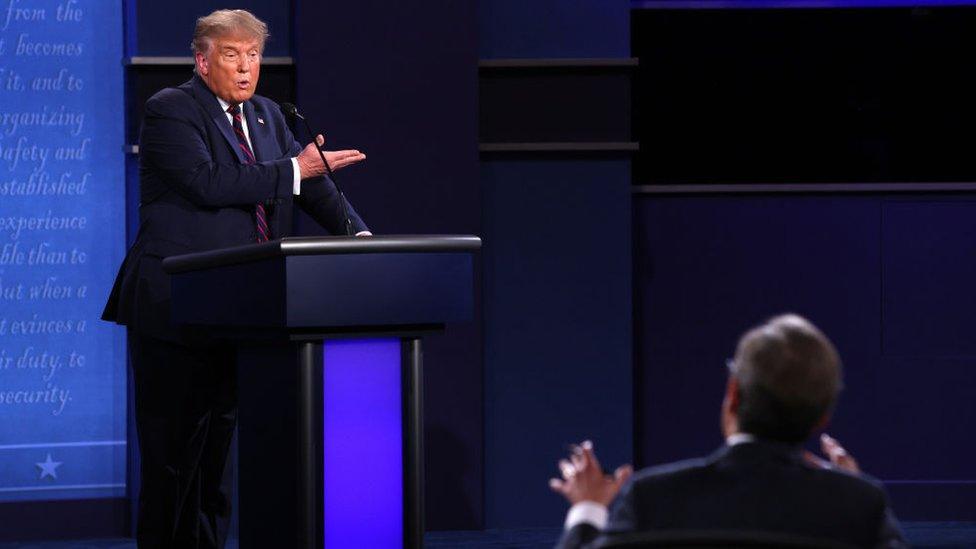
[279,101,299,118]
[279,102,352,236]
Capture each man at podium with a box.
[102,9,370,548]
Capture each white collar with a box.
[725,433,757,446]
[216,96,237,114]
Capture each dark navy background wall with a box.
[479,0,635,529]
[293,0,483,530]
[634,193,976,519]
[635,194,884,468]
[482,159,633,527]
[129,0,290,56]
[478,0,630,58]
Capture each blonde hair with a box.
[191,9,269,55]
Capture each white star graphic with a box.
[36,453,62,480]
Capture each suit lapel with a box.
[189,75,247,164]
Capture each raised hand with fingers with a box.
[819,433,860,473]
[325,149,367,172]
[804,433,861,474]
[549,440,633,506]
[296,134,366,179]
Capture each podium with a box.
[162,235,481,549]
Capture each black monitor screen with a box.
[633,7,976,184]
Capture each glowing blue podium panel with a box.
[0,1,126,502]
[323,339,404,548]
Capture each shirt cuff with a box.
[355,231,372,237]
[564,501,608,531]
[290,157,301,195]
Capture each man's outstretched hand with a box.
[549,440,633,506]
[296,134,366,179]
[804,433,861,474]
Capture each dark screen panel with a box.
[633,7,976,184]
[479,67,633,143]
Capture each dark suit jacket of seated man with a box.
[551,314,907,549]
[101,9,369,549]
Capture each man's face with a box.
[195,35,261,105]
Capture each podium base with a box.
[237,337,424,549]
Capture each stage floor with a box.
[1,523,974,548]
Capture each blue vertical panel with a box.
[877,200,976,481]
[0,1,126,500]
[295,0,483,531]
[478,0,633,528]
[323,339,403,548]
[482,159,633,527]
[479,0,630,58]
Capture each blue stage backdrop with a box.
[0,0,126,501]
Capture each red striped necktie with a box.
[228,104,270,242]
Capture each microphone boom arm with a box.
[280,102,352,236]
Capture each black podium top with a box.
[162,235,481,331]
[162,235,482,274]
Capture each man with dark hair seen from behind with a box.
[551,314,907,548]
[102,9,370,549]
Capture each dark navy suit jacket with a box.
[557,441,907,549]
[102,75,368,341]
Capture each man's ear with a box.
[720,375,741,437]
[726,376,741,412]
[195,52,209,76]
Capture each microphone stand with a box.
[282,103,353,236]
